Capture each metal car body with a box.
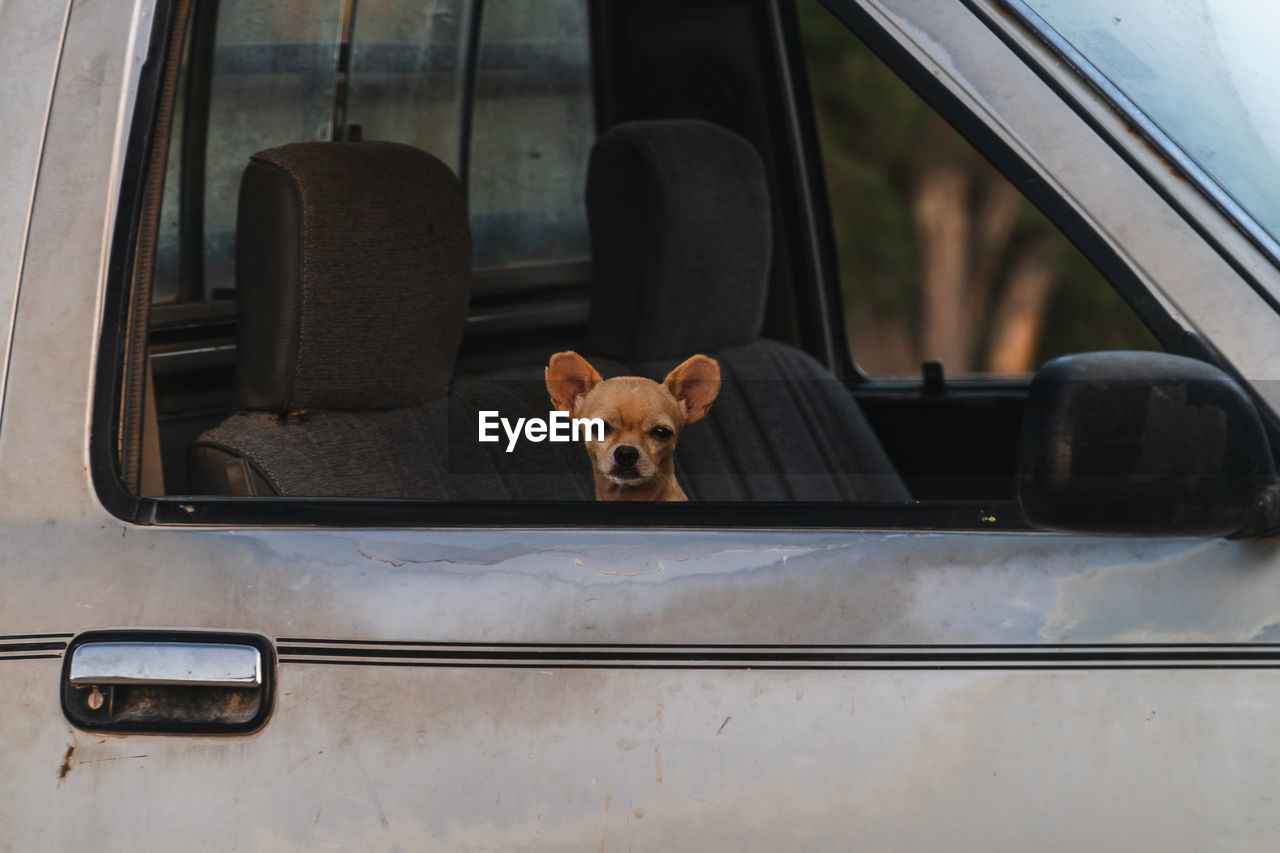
[4,0,1280,849]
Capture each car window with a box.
[109,0,1198,529]
[345,1,464,168]
[468,0,593,273]
[154,1,345,305]
[797,1,1160,377]
[154,0,593,307]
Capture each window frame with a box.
[92,0,1239,532]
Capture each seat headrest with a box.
[584,120,771,362]
[233,141,470,412]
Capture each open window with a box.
[98,0,1218,531]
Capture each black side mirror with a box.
[1017,352,1278,537]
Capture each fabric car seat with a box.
[188,141,504,498]
[584,119,910,501]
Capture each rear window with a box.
[154,0,593,306]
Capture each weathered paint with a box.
[0,0,72,409]
[3,0,1280,849]
[10,661,1280,849]
[4,526,1280,646]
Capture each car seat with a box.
[583,119,910,501]
[187,141,495,498]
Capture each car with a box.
[5,0,1280,848]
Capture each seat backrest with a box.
[584,120,910,501]
[188,141,474,497]
[191,126,908,503]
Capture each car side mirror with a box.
[1017,351,1279,537]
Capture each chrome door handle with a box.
[68,642,262,687]
[62,631,275,734]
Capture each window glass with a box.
[153,26,190,304]
[154,0,593,306]
[798,1,1159,376]
[201,2,345,301]
[468,0,594,271]
[345,0,465,171]
[1025,0,1280,255]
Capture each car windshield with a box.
[1021,0,1280,257]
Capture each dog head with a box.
[545,351,720,496]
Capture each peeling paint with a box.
[1041,539,1280,642]
[57,745,74,781]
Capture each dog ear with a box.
[546,351,603,414]
[663,355,721,424]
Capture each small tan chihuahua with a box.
[545,351,720,501]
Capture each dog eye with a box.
[650,426,673,440]
[601,423,613,436]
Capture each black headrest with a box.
[233,141,470,412]
[584,120,771,362]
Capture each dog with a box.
[545,351,720,501]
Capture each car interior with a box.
[107,0,1178,522]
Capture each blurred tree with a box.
[798,0,1158,375]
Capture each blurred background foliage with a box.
[798,0,1159,376]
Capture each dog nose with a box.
[613,445,640,467]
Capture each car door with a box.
[6,0,1280,850]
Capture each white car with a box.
[4,0,1280,848]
